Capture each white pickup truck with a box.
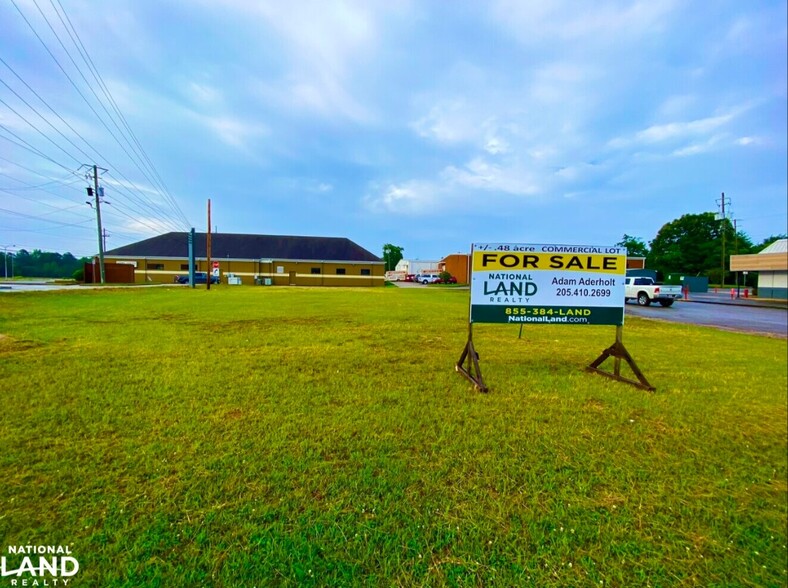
[624,277,683,307]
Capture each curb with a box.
[679,298,788,310]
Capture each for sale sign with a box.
[470,243,626,326]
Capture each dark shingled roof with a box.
[105,232,382,262]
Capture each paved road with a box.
[0,281,175,293]
[625,300,787,338]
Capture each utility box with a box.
[226,273,242,285]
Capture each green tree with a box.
[648,212,754,281]
[7,248,89,278]
[382,244,404,272]
[755,234,787,250]
[616,234,649,257]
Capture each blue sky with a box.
[1,0,786,260]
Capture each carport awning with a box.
[730,252,788,272]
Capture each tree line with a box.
[618,212,785,284]
[0,249,90,279]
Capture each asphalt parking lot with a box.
[626,294,787,337]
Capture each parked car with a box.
[174,271,219,285]
[418,273,441,285]
[404,274,416,282]
[441,275,458,284]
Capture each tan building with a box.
[103,232,385,287]
[438,254,470,284]
[730,239,788,299]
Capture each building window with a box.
[360,269,371,276]
[311,267,321,274]
[147,263,164,270]
[336,268,346,275]
[180,264,197,271]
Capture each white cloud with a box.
[411,100,477,144]
[484,137,510,155]
[490,0,677,44]
[187,82,221,105]
[608,108,743,152]
[670,134,726,157]
[363,180,438,215]
[636,114,733,143]
[736,136,762,147]
[209,0,411,124]
[441,157,539,196]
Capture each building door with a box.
[289,271,296,285]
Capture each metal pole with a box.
[206,199,212,291]
[188,228,195,288]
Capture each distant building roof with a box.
[104,232,382,262]
[760,239,787,254]
[730,238,788,272]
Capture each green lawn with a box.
[0,286,786,587]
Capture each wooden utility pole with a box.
[721,192,726,289]
[716,192,731,289]
[206,198,212,290]
[94,165,106,284]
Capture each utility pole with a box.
[206,199,212,291]
[733,218,741,297]
[82,164,108,284]
[93,165,105,284]
[716,192,731,289]
[1,245,16,279]
[102,228,110,253]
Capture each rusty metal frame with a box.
[456,323,488,393]
[586,325,655,391]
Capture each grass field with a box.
[0,286,786,587]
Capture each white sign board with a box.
[470,243,627,325]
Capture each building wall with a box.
[103,256,385,287]
[439,254,470,283]
[395,259,440,274]
[626,257,646,269]
[757,271,788,299]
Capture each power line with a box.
[27,0,191,230]
[8,0,190,232]
[0,73,96,163]
[0,204,95,229]
[0,170,81,190]
[49,0,190,229]
[1,58,184,231]
[0,94,84,166]
[0,124,77,174]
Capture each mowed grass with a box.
[0,286,785,587]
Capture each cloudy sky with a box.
[1,0,786,260]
